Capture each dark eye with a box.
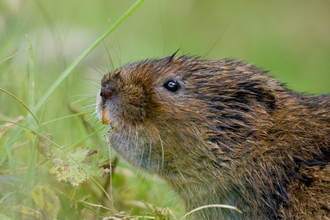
[100,87,115,100]
[164,80,180,92]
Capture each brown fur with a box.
[96,56,330,219]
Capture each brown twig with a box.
[0,115,25,138]
[0,88,39,124]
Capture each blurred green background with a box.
[0,0,330,219]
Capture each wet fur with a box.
[96,56,330,219]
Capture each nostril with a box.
[100,87,116,100]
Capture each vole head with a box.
[97,56,190,129]
[96,55,278,174]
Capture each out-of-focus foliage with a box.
[0,0,329,219]
[50,147,108,188]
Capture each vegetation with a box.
[0,0,329,219]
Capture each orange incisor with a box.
[102,108,109,125]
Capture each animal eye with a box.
[164,80,180,92]
[100,88,115,99]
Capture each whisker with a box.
[103,41,115,73]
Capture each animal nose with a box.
[100,87,116,100]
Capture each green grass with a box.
[0,1,180,219]
[0,0,330,219]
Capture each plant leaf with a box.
[36,132,53,159]
[50,148,107,188]
[31,184,60,219]
[0,213,12,220]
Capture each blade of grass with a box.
[33,0,146,114]
[0,127,25,205]
[0,213,12,220]
[3,138,20,216]
[107,125,117,214]
[167,207,178,220]
[4,139,18,181]
[41,111,93,126]
[179,204,241,220]
[131,216,155,219]
[0,120,112,203]
[24,35,37,207]
[0,192,15,205]
[21,98,50,207]
[27,35,35,109]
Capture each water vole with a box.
[96,55,330,219]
